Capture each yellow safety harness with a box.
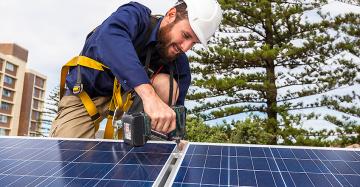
[59,16,160,139]
[60,56,133,139]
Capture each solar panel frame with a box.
[0,136,177,187]
[167,142,360,187]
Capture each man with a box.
[50,0,222,139]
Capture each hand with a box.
[135,84,176,133]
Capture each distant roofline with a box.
[0,43,29,62]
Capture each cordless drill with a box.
[121,105,186,147]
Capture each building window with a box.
[4,75,14,85]
[34,88,43,98]
[5,63,15,71]
[0,102,10,110]
[33,100,37,109]
[0,128,7,136]
[2,89,11,97]
[0,115,8,123]
[35,77,45,87]
[30,122,37,131]
[33,111,40,121]
[33,100,39,109]
[34,88,39,97]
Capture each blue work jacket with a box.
[65,2,191,105]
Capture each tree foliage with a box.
[37,86,60,136]
[185,116,360,147]
[186,0,360,144]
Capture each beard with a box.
[156,22,181,62]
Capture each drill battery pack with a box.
[122,106,186,147]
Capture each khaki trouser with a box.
[50,73,176,139]
[50,95,111,138]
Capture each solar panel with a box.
[1,137,359,187]
[0,137,175,186]
[169,143,360,187]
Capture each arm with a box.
[94,3,175,133]
[96,3,151,90]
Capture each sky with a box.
[0,0,176,96]
[1,0,359,131]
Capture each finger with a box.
[161,119,170,133]
[155,117,165,132]
[167,114,176,133]
[161,111,173,133]
[150,116,158,129]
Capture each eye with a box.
[183,32,190,39]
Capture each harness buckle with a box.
[72,83,83,95]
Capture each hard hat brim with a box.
[183,0,222,50]
[188,19,209,50]
[183,0,209,50]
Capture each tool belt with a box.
[60,56,133,139]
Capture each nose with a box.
[180,40,194,52]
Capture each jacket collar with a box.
[146,16,163,46]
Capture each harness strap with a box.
[135,16,159,55]
[103,80,133,139]
[103,81,120,139]
[168,63,174,106]
[104,98,116,139]
[60,56,108,98]
[78,91,102,123]
[60,56,110,130]
[61,56,127,138]
[60,16,161,139]
[144,46,154,77]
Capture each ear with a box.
[165,7,177,23]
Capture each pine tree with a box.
[38,86,60,136]
[187,0,360,144]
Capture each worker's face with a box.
[157,19,199,61]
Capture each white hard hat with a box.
[182,0,223,48]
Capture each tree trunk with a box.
[266,63,278,144]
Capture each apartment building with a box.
[0,43,47,136]
[19,69,47,136]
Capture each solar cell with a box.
[170,143,360,187]
[0,137,175,186]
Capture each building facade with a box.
[0,43,47,136]
[19,69,47,136]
